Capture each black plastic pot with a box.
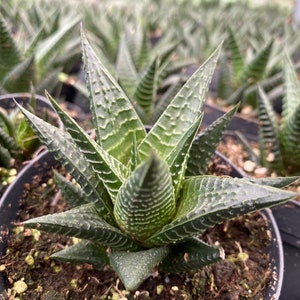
[0,149,284,299]
[202,104,300,300]
[0,93,63,129]
[272,200,300,300]
[202,103,259,141]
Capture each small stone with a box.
[243,160,257,172]
[266,153,275,162]
[156,285,164,295]
[254,167,268,177]
[171,286,179,292]
[25,254,34,266]
[13,280,28,294]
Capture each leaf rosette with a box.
[18,27,297,291]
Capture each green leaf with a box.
[109,247,169,291]
[24,9,59,58]
[116,33,139,97]
[16,103,110,210]
[257,86,284,172]
[166,114,203,197]
[226,27,244,85]
[282,52,300,126]
[128,133,141,172]
[160,238,222,273]
[217,52,233,100]
[239,40,273,85]
[248,176,299,188]
[145,176,296,247]
[138,43,222,160]
[114,153,175,241]
[24,203,141,251]
[0,13,21,81]
[51,240,109,269]
[0,127,19,152]
[81,27,146,164]
[47,92,128,203]
[2,56,35,93]
[151,77,184,125]
[235,131,259,164]
[133,56,159,124]
[0,145,12,168]
[187,105,239,176]
[280,53,300,168]
[53,171,88,207]
[36,16,80,77]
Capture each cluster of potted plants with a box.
[0,0,299,299]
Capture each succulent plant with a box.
[0,9,80,95]
[0,98,40,169]
[17,28,297,291]
[244,53,300,176]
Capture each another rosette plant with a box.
[17,27,297,291]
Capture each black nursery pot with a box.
[0,150,284,299]
[0,93,63,129]
[272,200,300,300]
[202,103,259,141]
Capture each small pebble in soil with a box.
[13,279,28,294]
[243,160,257,172]
[254,167,268,177]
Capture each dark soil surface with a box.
[0,157,275,300]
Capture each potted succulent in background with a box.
[0,27,297,299]
[0,8,80,97]
[0,92,63,197]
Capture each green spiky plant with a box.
[0,96,40,193]
[61,18,181,125]
[16,28,297,292]
[0,10,80,95]
[217,27,274,107]
[241,53,300,176]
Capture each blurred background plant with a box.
[0,0,81,97]
[236,53,300,176]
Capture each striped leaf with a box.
[226,27,244,85]
[109,247,169,291]
[0,127,19,153]
[128,133,141,172]
[47,93,128,203]
[0,13,21,81]
[280,54,300,168]
[81,27,146,165]
[138,43,222,160]
[249,176,299,188]
[145,176,296,247]
[257,86,284,172]
[133,57,159,124]
[166,114,203,197]
[0,145,12,168]
[281,52,300,126]
[114,153,175,241]
[51,240,109,270]
[187,105,239,176]
[2,56,35,93]
[16,103,110,211]
[36,16,80,78]
[24,203,141,251]
[116,33,139,97]
[53,171,89,207]
[239,40,273,85]
[151,77,184,125]
[160,238,222,273]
